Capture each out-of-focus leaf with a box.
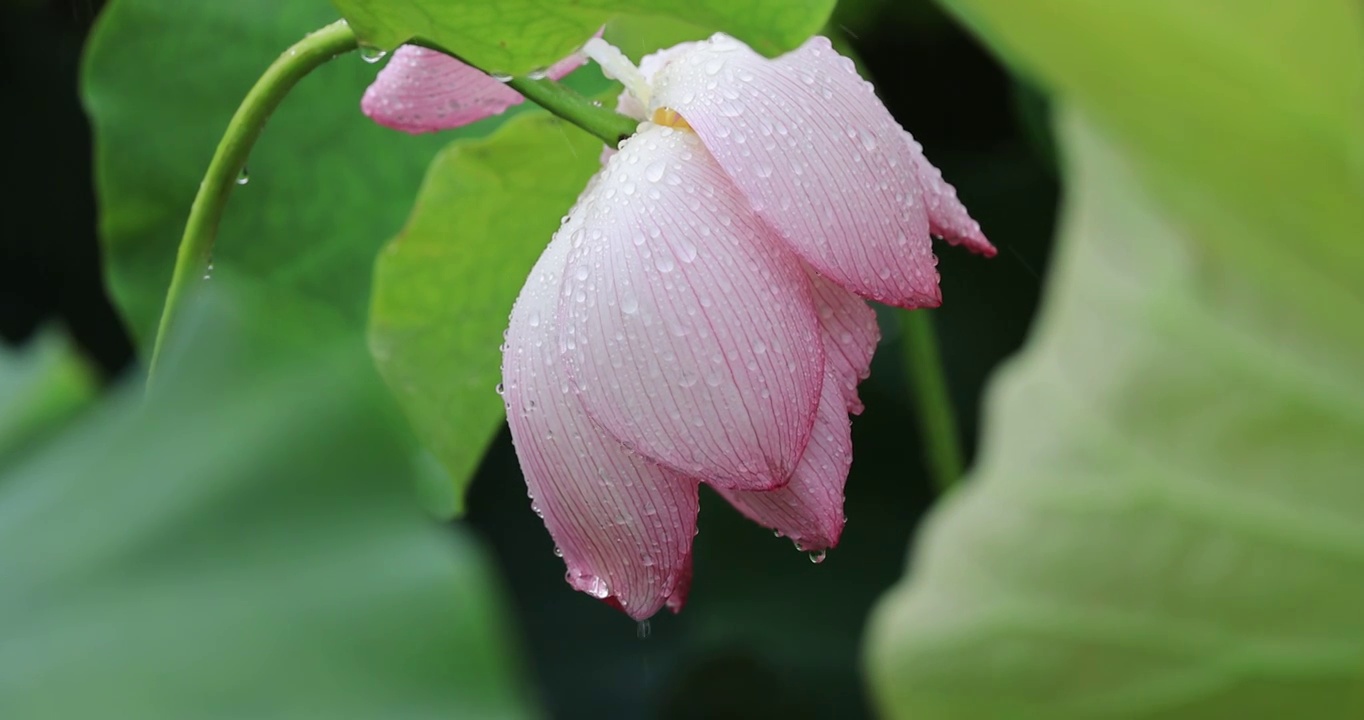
[866,104,1364,717]
[329,0,835,74]
[935,0,1364,359]
[867,4,1364,715]
[602,15,709,62]
[81,0,459,350]
[0,331,97,466]
[0,283,538,719]
[369,112,601,517]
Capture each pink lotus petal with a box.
[716,373,850,551]
[362,45,585,134]
[558,124,824,491]
[615,41,703,120]
[905,133,997,256]
[650,35,942,309]
[503,190,698,619]
[809,271,880,414]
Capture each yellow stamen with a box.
[651,107,693,131]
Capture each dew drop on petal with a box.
[676,239,698,263]
[809,550,827,564]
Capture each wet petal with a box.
[362,45,585,133]
[810,271,880,414]
[906,132,997,256]
[716,374,850,551]
[615,41,703,120]
[651,35,942,308]
[502,197,698,619]
[559,124,824,490]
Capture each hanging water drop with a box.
[358,45,388,64]
[491,73,514,83]
[527,67,550,80]
[235,166,249,185]
[808,549,827,564]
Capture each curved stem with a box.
[145,19,358,384]
[408,36,639,149]
[901,310,965,492]
[506,76,638,148]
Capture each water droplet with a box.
[703,57,724,75]
[621,294,639,315]
[754,163,773,179]
[636,620,652,639]
[490,73,513,83]
[644,161,666,183]
[201,261,214,281]
[236,166,249,185]
[553,546,563,558]
[358,45,387,63]
[808,549,827,564]
[494,382,505,395]
[655,254,675,273]
[676,240,697,263]
[527,66,550,80]
[858,129,877,152]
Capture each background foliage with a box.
[3,0,1356,717]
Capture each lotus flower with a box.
[363,34,994,619]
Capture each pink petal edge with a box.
[502,179,697,620]
[714,272,876,549]
[809,271,880,415]
[362,44,586,134]
[715,372,851,551]
[905,132,996,256]
[558,124,825,491]
[651,35,943,309]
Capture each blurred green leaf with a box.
[867,5,1364,715]
[866,104,1364,717]
[369,112,601,517]
[81,0,462,350]
[0,331,97,467]
[330,0,835,74]
[0,283,538,719]
[936,0,1364,356]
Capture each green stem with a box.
[145,19,358,384]
[901,310,965,492]
[406,38,639,148]
[506,76,638,148]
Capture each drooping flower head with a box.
[363,33,993,619]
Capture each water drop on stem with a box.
[236,166,249,185]
[358,45,387,63]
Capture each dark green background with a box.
[0,0,1056,717]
